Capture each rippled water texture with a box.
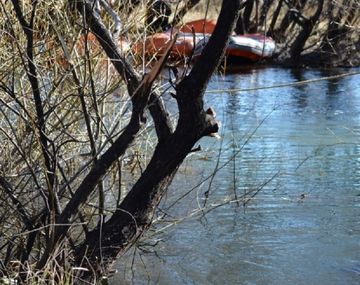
[113,68,360,285]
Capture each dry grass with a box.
[181,0,222,22]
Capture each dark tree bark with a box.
[258,0,274,27]
[234,1,251,35]
[10,0,56,198]
[277,0,308,36]
[3,0,360,283]
[9,1,59,275]
[242,0,254,33]
[31,0,242,281]
[72,0,242,279]
[321,0,349,53]
[172,0,201,26]
[290,0,324,60]
[267,0,283,36]
[36,0,174,270]
[253,0,259,31]
[345,0,357,24]
[235,13,245,34]
[145,0,172,32]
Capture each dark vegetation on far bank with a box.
[185,0,360,67]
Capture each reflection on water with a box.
[112,68,360,285]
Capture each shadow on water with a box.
[112,67,360,285]
[290,68,309,110]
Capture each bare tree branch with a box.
[72,0,242,278]
[0,176,33,229]
[73,0,173,141]
[10,0,56,195]
[36,36,176,269]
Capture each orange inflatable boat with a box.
[226,33,276,62]
[193,33,275,63]
[51,32,130,68]
[133,19,215,60]
[133,31,208,59]
[134,19,276,63]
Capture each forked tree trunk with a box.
[74,2,242,279]
[31,0,241,281]
[267,0,283,36]
[235,14,245,34]
[173,0,201,26]
[277,0,308,35]
[290,0,324,60]
[243,0,254,33]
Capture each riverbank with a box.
[179,0,360,68]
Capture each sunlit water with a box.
[112,67,360,285]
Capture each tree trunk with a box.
[258,0,274,27]
[290,0,324,60]
[235,14,245,34]
[35,0,174,270]
[73,0,241,280]
[172,0,201,26]
[243,0,254,33]
[322,0,349,53]
[345,0,357,24]
[277,0,307,36]
[267,0,283,36]
[145,0,172,32]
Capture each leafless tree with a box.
[0,0,242,283]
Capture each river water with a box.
[112,67,360,285]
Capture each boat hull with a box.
[134,19,276,64]
[194,33,275,63]
[133,32,208,60]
